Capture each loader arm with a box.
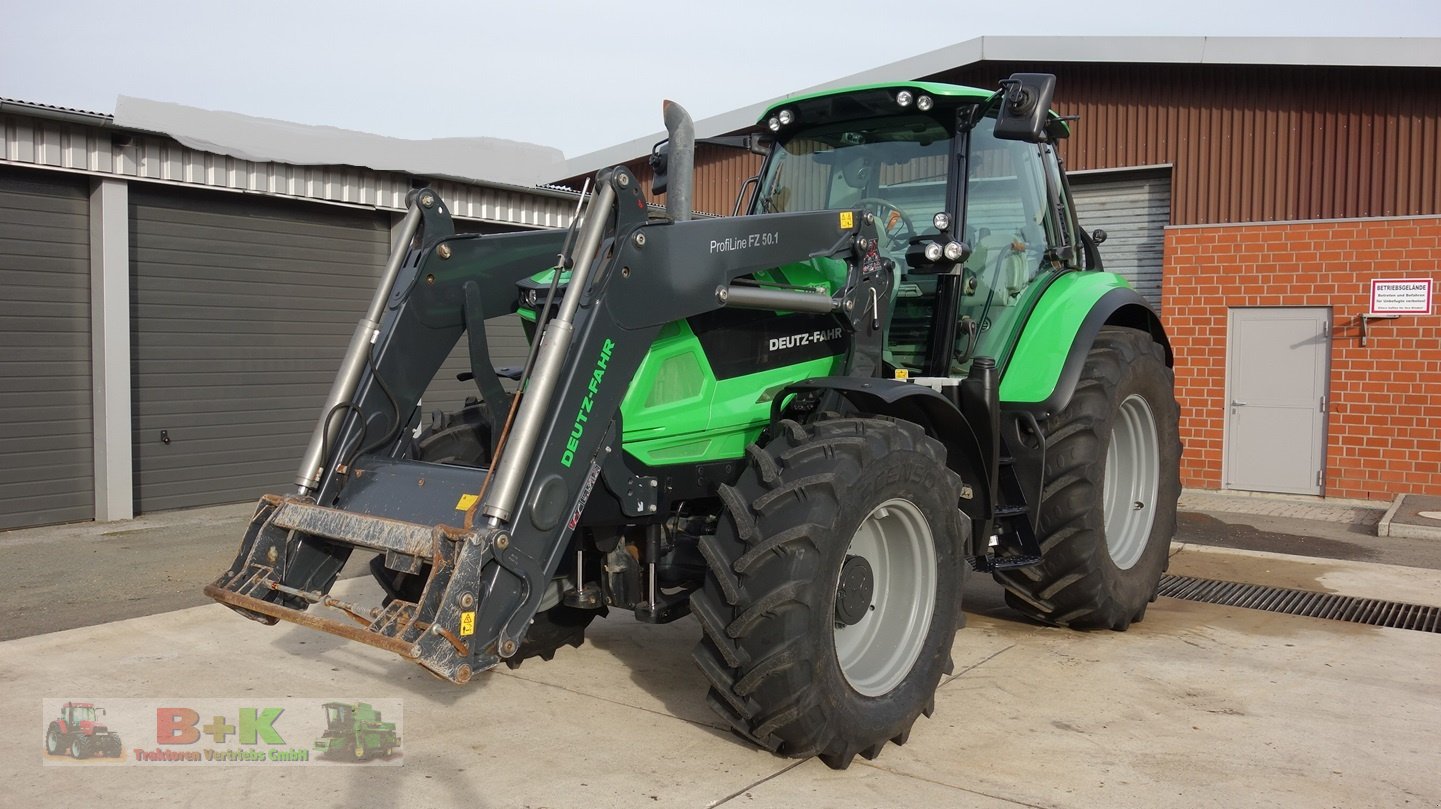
[207,166,886,683]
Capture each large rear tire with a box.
[995,327,1180,629]
[692,417,965,769]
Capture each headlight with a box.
[916,94,934,111]
[767,116,781,132]
[932,212,952,232]
[896,90,913,107]
[923,242,943,262]
[777,109,795,126]
[943,241,967,262]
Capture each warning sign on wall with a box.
[1369,278,1433,315]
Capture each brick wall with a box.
[1163,216,1441,501]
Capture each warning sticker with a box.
[839,211,854,230]
[1370,278,1432,315]
[455,493,479,511]
[459,611,475,636]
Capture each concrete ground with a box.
[4,494,1440,807]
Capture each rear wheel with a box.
[70,737,87,759]
[692,417,965,769]
[995,327,1180,629]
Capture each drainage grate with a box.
[1157,575,1441,633]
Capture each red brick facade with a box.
[1162,216,1441,501]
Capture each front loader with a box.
[207,74,1180,769]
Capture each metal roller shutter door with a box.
[130,189,389,512]
[1071,172,1171,308]
[0,169,93,529]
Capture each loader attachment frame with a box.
[207,166,887,682]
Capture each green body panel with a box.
[619,259,847,466]
[516,260,848,467]
[997,271,1136,403]
[622,351,842,466]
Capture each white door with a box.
[1224,308,1331,495]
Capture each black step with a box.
[994,504,1029,519]
[968,554,1043,572]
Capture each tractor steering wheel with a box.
[856,197,916,250]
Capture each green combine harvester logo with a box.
[313,702,399,762]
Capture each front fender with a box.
[773,376,991,549]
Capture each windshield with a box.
[70,706,96,722]
[755,113,952,257]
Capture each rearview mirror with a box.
[649,139,670,195]
[994,73,1057,143]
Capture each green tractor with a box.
[207,73,1180,769]
[314,702,400,761]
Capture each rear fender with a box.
[1000,278,1171,416]
[773,376,991,554]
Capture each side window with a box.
[963,117,1050,292]
[953,116,1062,372]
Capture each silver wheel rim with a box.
[833,497,937,697]
[1104,393,1160,570]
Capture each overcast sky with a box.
[3,1,1438,159]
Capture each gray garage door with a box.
[130,189,389,512]
[1071,171,1171,309]
[0,168,93,530]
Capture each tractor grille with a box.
[1157,575,1441,634]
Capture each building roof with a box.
[112,96,567,194]
[0,97,112,125]
[2,94,570,196]
[555,35,1441,181]
[0,95,581,228]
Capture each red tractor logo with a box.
[45,702,123,759]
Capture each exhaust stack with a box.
[661,100,694,222]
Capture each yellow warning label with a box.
[839,211,854,230]
[894,368,910,380]
[460,611,475,636]
[455,493,479,511]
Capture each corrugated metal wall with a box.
[0,167,93,529]
[1071,171,1172,306]
[559,144,763,217]
[933,62,1441,225]
[1,111,580,229]
[129,187,389,512]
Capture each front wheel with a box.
[995,326,1181,629]
[692,417,966,769]
[45,724,64,755]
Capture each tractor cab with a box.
[322,702,353,733]
[63,702,99,727]
[751,79,1081,379]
